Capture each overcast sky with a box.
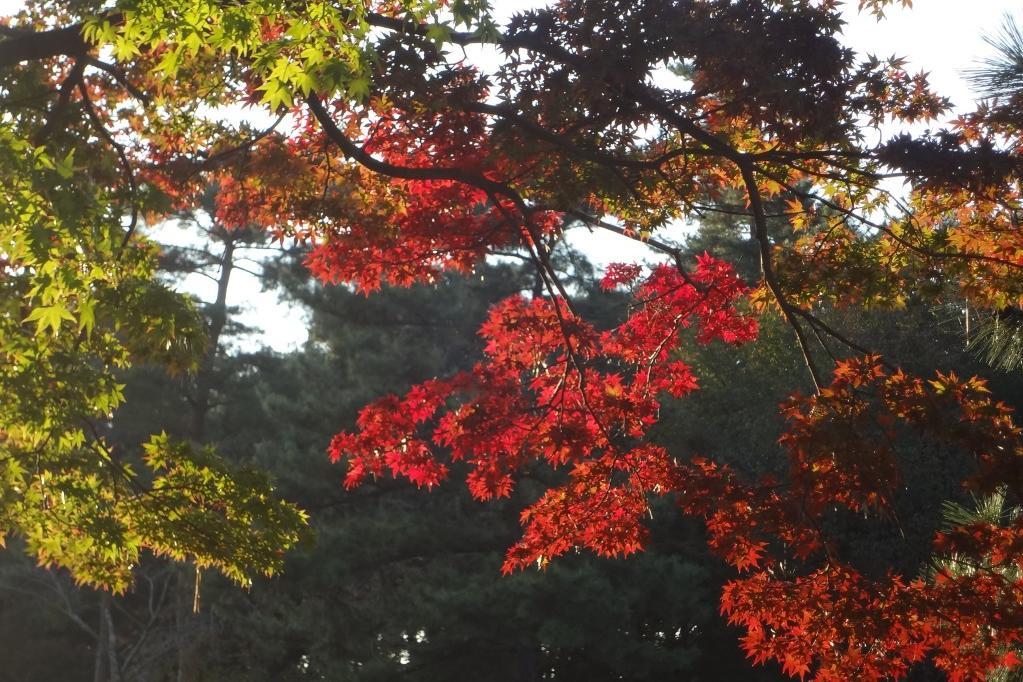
[1,1,1018,350]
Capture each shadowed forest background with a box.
[2,205,1019,682]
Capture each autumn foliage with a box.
[330,254,756,570]
[9,0,1023,678]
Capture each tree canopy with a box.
[5,0,1023,678]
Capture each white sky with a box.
[1,0,1018,350]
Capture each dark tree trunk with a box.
[177,230,237,682]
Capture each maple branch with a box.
[309,91,585,328]
[374,14,877,185]
[564,209,699,288]
[790,308,898,371]
[181,112,286,181]
[363,12,481,47]
[80,419,238,555]
[365,16,732,172]
[315,92,588,348]
[82,56,151,105]
[463,101,702,170]
[805,317,838,363]
[32,58,86,145]
[76,78,140,247]
[0,22,90,67]
[394,19,729,168]
[503,201,580,320]
[485,27,749,171]
[763,168,1023,272]
[306,93,531,216]
[740,161,824,393]
[465,22,850,393]
[752,148,873,163]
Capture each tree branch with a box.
[0,22,90,68]
[32,59,86,145]
[740,160,824,393]
[305,93,530,215]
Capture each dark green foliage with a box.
[969,309,1023,373]
[969,14,1023,101]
